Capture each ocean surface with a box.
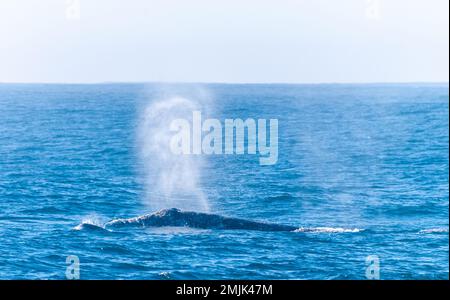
[0,83,448,279]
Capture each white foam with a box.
[73,218,107,231]
[294,227,363,233]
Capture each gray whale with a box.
[104,208,298,232]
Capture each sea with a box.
[0,83,448,279]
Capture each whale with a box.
[104,208,298,232]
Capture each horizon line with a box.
[0,80,449,86]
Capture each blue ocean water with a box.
[0,83,448,279]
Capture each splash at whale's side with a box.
[104,208,298,232]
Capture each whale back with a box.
[105,208,297,232]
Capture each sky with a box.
[0,0,448,83]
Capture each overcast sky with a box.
[0,0,448,83]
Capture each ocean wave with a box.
[294,227,364,233]
[418,228,449,234]
[265,193,295,201]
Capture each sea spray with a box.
[137,86,212,212]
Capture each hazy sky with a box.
[0,0,448,83]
